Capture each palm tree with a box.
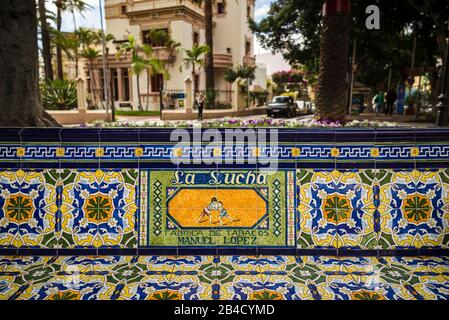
[181,45,210,106]
[131,56,146,111]
[38,0,54,81]
[141,44,168,111]
[224,64,256,108]
[315,0,351,122]
[204,0,214,94]
[53,0,92,79]
[117,36,147,111]
[0,0,58,126]
[81,47,101,107]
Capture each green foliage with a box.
[250,1,448,91]
[181,45,210,72]
[204,89,217,109]
[41,79,78,110]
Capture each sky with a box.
[53,0,273,54]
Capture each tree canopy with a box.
[250,0,449,95]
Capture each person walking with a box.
[374,91,385,116]
[385,89,397,117]
[196,93,205,120]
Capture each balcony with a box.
[213,53,233,68]
[243,55,256,66]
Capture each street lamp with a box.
[436,16,449,126]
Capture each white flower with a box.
[28,189,39,200]
[143,286,155,295]
[79,189,90,200]
[28,218,38,228]
[317,189,327,199]
[179,287,190,294]
[108,218,118,228]
[0,189,10,199]
[45,287,59,295]
[108,189,118,199]
[397,190,408,200]
[426,189,436,200]
[81,287,93,295]
[277,287,288,295]
[318,218,327,228]
[346,190,356,200]
[79,218,88,228]
[211,269,222,277]
[0,217,8,228]
[347,219,356,228]
[33,270,46,277]
[398,218,408,229]
[299,270,311,277]
[427,218,437,228]
[122,270,134,277]
[241,287,254,295]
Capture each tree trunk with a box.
[136,74,143,111]
[56,0,64,79]
[146,69,150,111]
[204,0,215,93]
[72,10,79,78]
[315,0,351,122]
[38,0,54,81]
[0,0,59,127]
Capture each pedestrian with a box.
[197,93,205,120]
[385,89,397,117]
[373,91,385,116]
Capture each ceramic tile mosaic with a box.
[296,169,449,249]
[141,170,295,248]
[377,170,449,249]
[1,255,447,300]
[0,170,138,249]
[297,170,376,249]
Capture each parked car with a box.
[267,96,298,118]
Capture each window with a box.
[151,74,164,92]
[142,29,169,47]
[112,68,119,101]
[122,68,130,101]
[194,75,200,92]
[193,32,199,46]
[217,3,225,14]
[99,69,105,100]
[121,5,127,14]
[247,6,251,17]
[245,40,251,56]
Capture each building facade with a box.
[88,0,262,117]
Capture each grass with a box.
[115,110,161,117]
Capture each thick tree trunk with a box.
[204,0,215,93]
[56,0,64,79]
[315,1,351,122]
[0,0,59,127]
[38,0,54,82]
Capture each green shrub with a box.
[41,79,78,110]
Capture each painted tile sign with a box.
[140,170,296,248]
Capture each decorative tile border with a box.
[1,255,448,300]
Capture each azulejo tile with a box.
[297,170,375,249]
[378,170,449,249]
[60,170,138,248]
[0,171,58,248]
[118,275,211,300]
[144,170,294,248]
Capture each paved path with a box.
[1,255,448,300]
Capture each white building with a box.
[86,0,265,119]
